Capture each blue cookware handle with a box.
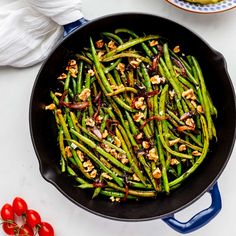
[63,17,88,37]
[163,182,221,234]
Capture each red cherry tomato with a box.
[25,209,41,228]
[18,224,34,236]
[1,204,14,221]
[12,197,28,216]
[38,222,54,236]
[2,222,19,235]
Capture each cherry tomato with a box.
[18,224,34,236]
[2,222,19,235]
[38,222,54,236]
[12,197,28,216]
[1,204,14,221]
[25,209,41,228]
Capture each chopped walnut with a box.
[55,92,62,97]
[45,103,56,110]
[150,75,165,85]
[98,50,105,60]
[102,144,112,153]
[95,39,104,48]
[191,100,197,108]
[149,40,158,47]
[108,41,117,50]
[110,149,118,158]
[173,45,180,53]
[152,167,162,179]
[85,165,95,172]
[110,196,120,202]
[169,138,180,146]
[147,148,158,162]
[133,112,145,122]
[114,136,122,148]
[182,89,197,100]
[179,144,187,152]
[95,115,103,124]
[57,73,67,80]
[116,63,125,74]
[192,150,202,156]
[88,69,95,76]
[170,158,180,165]
[135,132,143,140]
[169,90,175,100]
[142,141,150,149]
[68,67,78,78]
[119,155,129,164]
[85,118,95,127]
[197,105,204,113]
[79,88,91,101]
[102,130,109,139]
[110,84,124,90]
[90,169,97,178]
[65,146,72,158]
[83,160,93,168]
[130,59,141,68]
[133,173,141,182]
[76,150,84,162]
[185,118,195,128]
[134,97,146,111]
[101,172,113,180]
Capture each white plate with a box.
[166,0,236,13]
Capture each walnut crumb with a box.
[102,130,109,139]
[65,146,72,158]
[134,97,146,111]
[133,173,141,182]
[116,63,125,74]
[142,141,150,149]
[152,167,162,179]
[197,105,204,113]
[79,88,91,101]
[101,172,113,180]
[173,45,180,53]
[76,150,84,162]
[182,89,197,100]
[148,148,158,162]
[170,158,180,165]
[57,73,67,80]
[130,59,141,68]
[88,69,95,76]
[85,118,95,127]
[90,169,97,178]
[150,75,165,85]
[179,144,187,152]
[108,41,117,50]
[185,118,195,128]
[149,40,158,47]
[133,112,145,122]
[114,136,122,148]
[192,150,202,156]
[169,138,180,146]
[135,133,143,140]
[95,39,104,48]
[45,103,56,110]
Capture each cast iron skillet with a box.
[29,13,236,233]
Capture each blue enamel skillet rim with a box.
[29,13,236,234]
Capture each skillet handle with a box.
[63,17,88,37]
[162,183,221,234]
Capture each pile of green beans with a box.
[46,28,217,201]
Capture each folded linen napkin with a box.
[0,0,83,67]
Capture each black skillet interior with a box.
[29,13,236,221]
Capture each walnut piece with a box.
[133,112,145,122]
[182,89,197,100]
[116,63,125,74]
[147,148,158,162]
[170,158,180,165]
[192,150,202,156]
[108,41,117,50]
[169,138,180,146]
[114,136,122,148]
[79,88,91,101]
[142,141,150,149]
[45,103,56,110]
[101,172,113,180]
[85,118,95,127]
[152,167,162,179]
[179,144,187,152]
[150,75,165,85]
[95,39,104,48]
[149,40,158,47]
[134,97,146,111]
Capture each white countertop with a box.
[0,0,236,235]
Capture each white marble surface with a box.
[0,0,236,235]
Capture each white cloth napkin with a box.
[0,0,83,67]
